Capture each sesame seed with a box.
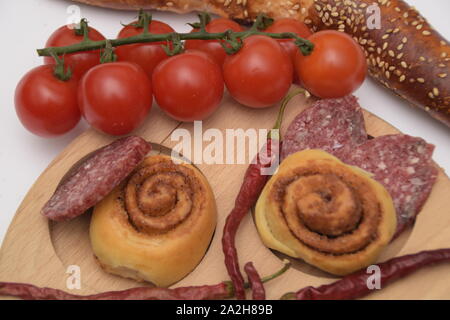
[236,0,242,5]
[315,4,322,11]
[416,24,423,30]
[388,50,395,57]
[417,78,425,83]
[397,44,404,50]
[419,56,426,61]
[438,73,448,78]
[244,9,248,17]
[395,7,400,12]
[401,61,408,68]
[397,53,404,59]
[292,4,300,10]
[439,63,446,67]
[394,70,402,76]
[332,11,339,17]
[402,37,408,43]
[166,1,173,6]
[224,0,232,6]
[393,28,400,33]
[382,34,390,40]
[428,92,434,99]
[389,66,395,71]
[399,75,406,82]
[440,40,447,46]
[403,12,408,18]
[304,19,312,24]
[422,30,431,36]
[441,52,448,58]
[383,42,388,50]
[385,71,391,78]
[433,88,439,96]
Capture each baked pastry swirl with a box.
[255,150,396,275]
[90,154,217,287]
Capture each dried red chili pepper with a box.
[244,262,265,300]
[0,261,290,300]
[222,90,305,300]
[281,248,450,300]
[0,282,232,300]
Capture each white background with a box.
[0,0,449,245]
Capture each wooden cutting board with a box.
[1,88,449,300]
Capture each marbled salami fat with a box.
[348,135,438,237]
[281,95,367,160]
[42,136,151,221]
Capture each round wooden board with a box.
[1,88,449,299]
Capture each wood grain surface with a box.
[1,88,449,299]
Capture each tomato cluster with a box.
[15,17,367,138]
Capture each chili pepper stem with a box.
[242,259,291,289]
[269,88,308,140]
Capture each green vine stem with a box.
[37,13,314,58]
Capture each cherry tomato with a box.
[44,25,105,78]
[265,18,312,66]
[223,35,293,108]
[15,65,80,138]
[78,62,153,135]
[184,18,244,66]
[152,50,224,121]
[116,20,175,78]
[295,30,367,98]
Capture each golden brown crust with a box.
[255,150,396,275]
[304,0,450,127]
[89,155,217,287]
[73,0,450,127]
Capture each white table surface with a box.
[0,0,449,246]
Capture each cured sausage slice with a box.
[42,136,151,221]
[348,135,438,237]
[281,95,367,160]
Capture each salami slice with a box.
[347,135,438,237]
[281,95,367,160]
[42,136,151,221]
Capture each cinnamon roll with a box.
[89,155,217,287]
[255,150,396,276]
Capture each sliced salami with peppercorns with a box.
[42,135,151,221]
[347,135,438,237]
[281,95,367,160]
[281,97,438,238]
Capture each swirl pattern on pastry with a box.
[90,155,217,287]
[255,150,396,275]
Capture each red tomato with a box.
[265,18,312,66]
[78,62,153,135]
[15,65,80,138]
[223,35,293,108]
[295,30,367,98]
[116,20,175,78]
[152,50,224,121]
[44,25,105,78]
[184,18,244,66]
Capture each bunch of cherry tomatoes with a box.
[14,16,367,138]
